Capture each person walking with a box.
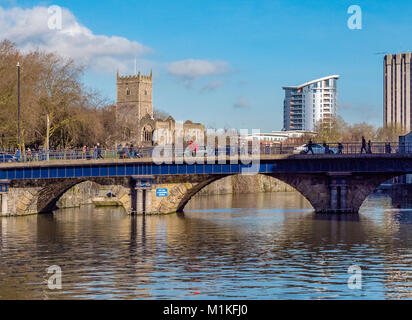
[117,143,123,159]
[337,143,343,154]
[189,140,194,156]
[367,140,372,154]
[307,139,314,154]
[98,143,104,159]
[385,142,392,154]
[26,148,32,161]
[15,147,21,162]
[360,136,367,153]
[322,142,330,154]
[122,144,128,159]
[194,142,199,156]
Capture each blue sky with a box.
[1,0,411,131]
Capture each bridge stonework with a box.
[271,173,396,213]
[149,175,228,214]
[0,155,410,216]
[1,178,132,216]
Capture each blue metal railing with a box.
[0,142,409,163]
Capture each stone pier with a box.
[131,176,153,215]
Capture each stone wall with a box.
[56,181,100,208]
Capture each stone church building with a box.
[116,71,205,147]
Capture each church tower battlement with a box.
[116,70,153,121]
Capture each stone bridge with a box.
[0,154,411,216]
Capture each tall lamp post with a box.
[17,62,21,152]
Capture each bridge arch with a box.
[37,178,132,213]
[155,172,402,215]
[151,174,302,214]
[9,177,133,215]
[173,173,315,213]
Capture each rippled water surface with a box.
[1,191,412,299]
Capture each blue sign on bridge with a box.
[156,188,168,197]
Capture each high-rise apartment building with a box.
[384,53,412,131]
[283,75,339,131]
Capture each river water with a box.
[0,191,411,300]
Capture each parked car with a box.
[293,143,337,155]
[0,153,17,162]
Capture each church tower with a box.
[116,70,153,122]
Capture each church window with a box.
[142,125,153,143]
[126,88,131,96]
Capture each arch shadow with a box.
[36,177,131,213]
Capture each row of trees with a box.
[309,117,407,144]
[0,40,120,150]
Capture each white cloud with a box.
[199,80,224,93]
[167,59,229,79]
[0,5,152,73]
[233,97,250,109]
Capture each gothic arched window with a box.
[142,125,153,143]
[126,88,131,96]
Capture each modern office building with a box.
[283,75,339,131]
[384,53,412,131]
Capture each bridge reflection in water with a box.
[1,191,411,299]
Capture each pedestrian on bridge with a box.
[360,136,367,153]
[189,140,194,156]
[97,143,103,159]
[323,142,330,154]
[367,140,372,154]
[307,139,314,154]
[122,144,128,159]
[15,147,20,162]
[385,143,392,154]
[26,148,32,161]
[337,143,343,154]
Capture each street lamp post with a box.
[17,62,21,152]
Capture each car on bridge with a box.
[293,143,338,155]
[178,145,215,157]
[0,153,18,162]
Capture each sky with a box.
[0,0,411,131]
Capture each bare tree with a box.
[0,40,112,149]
